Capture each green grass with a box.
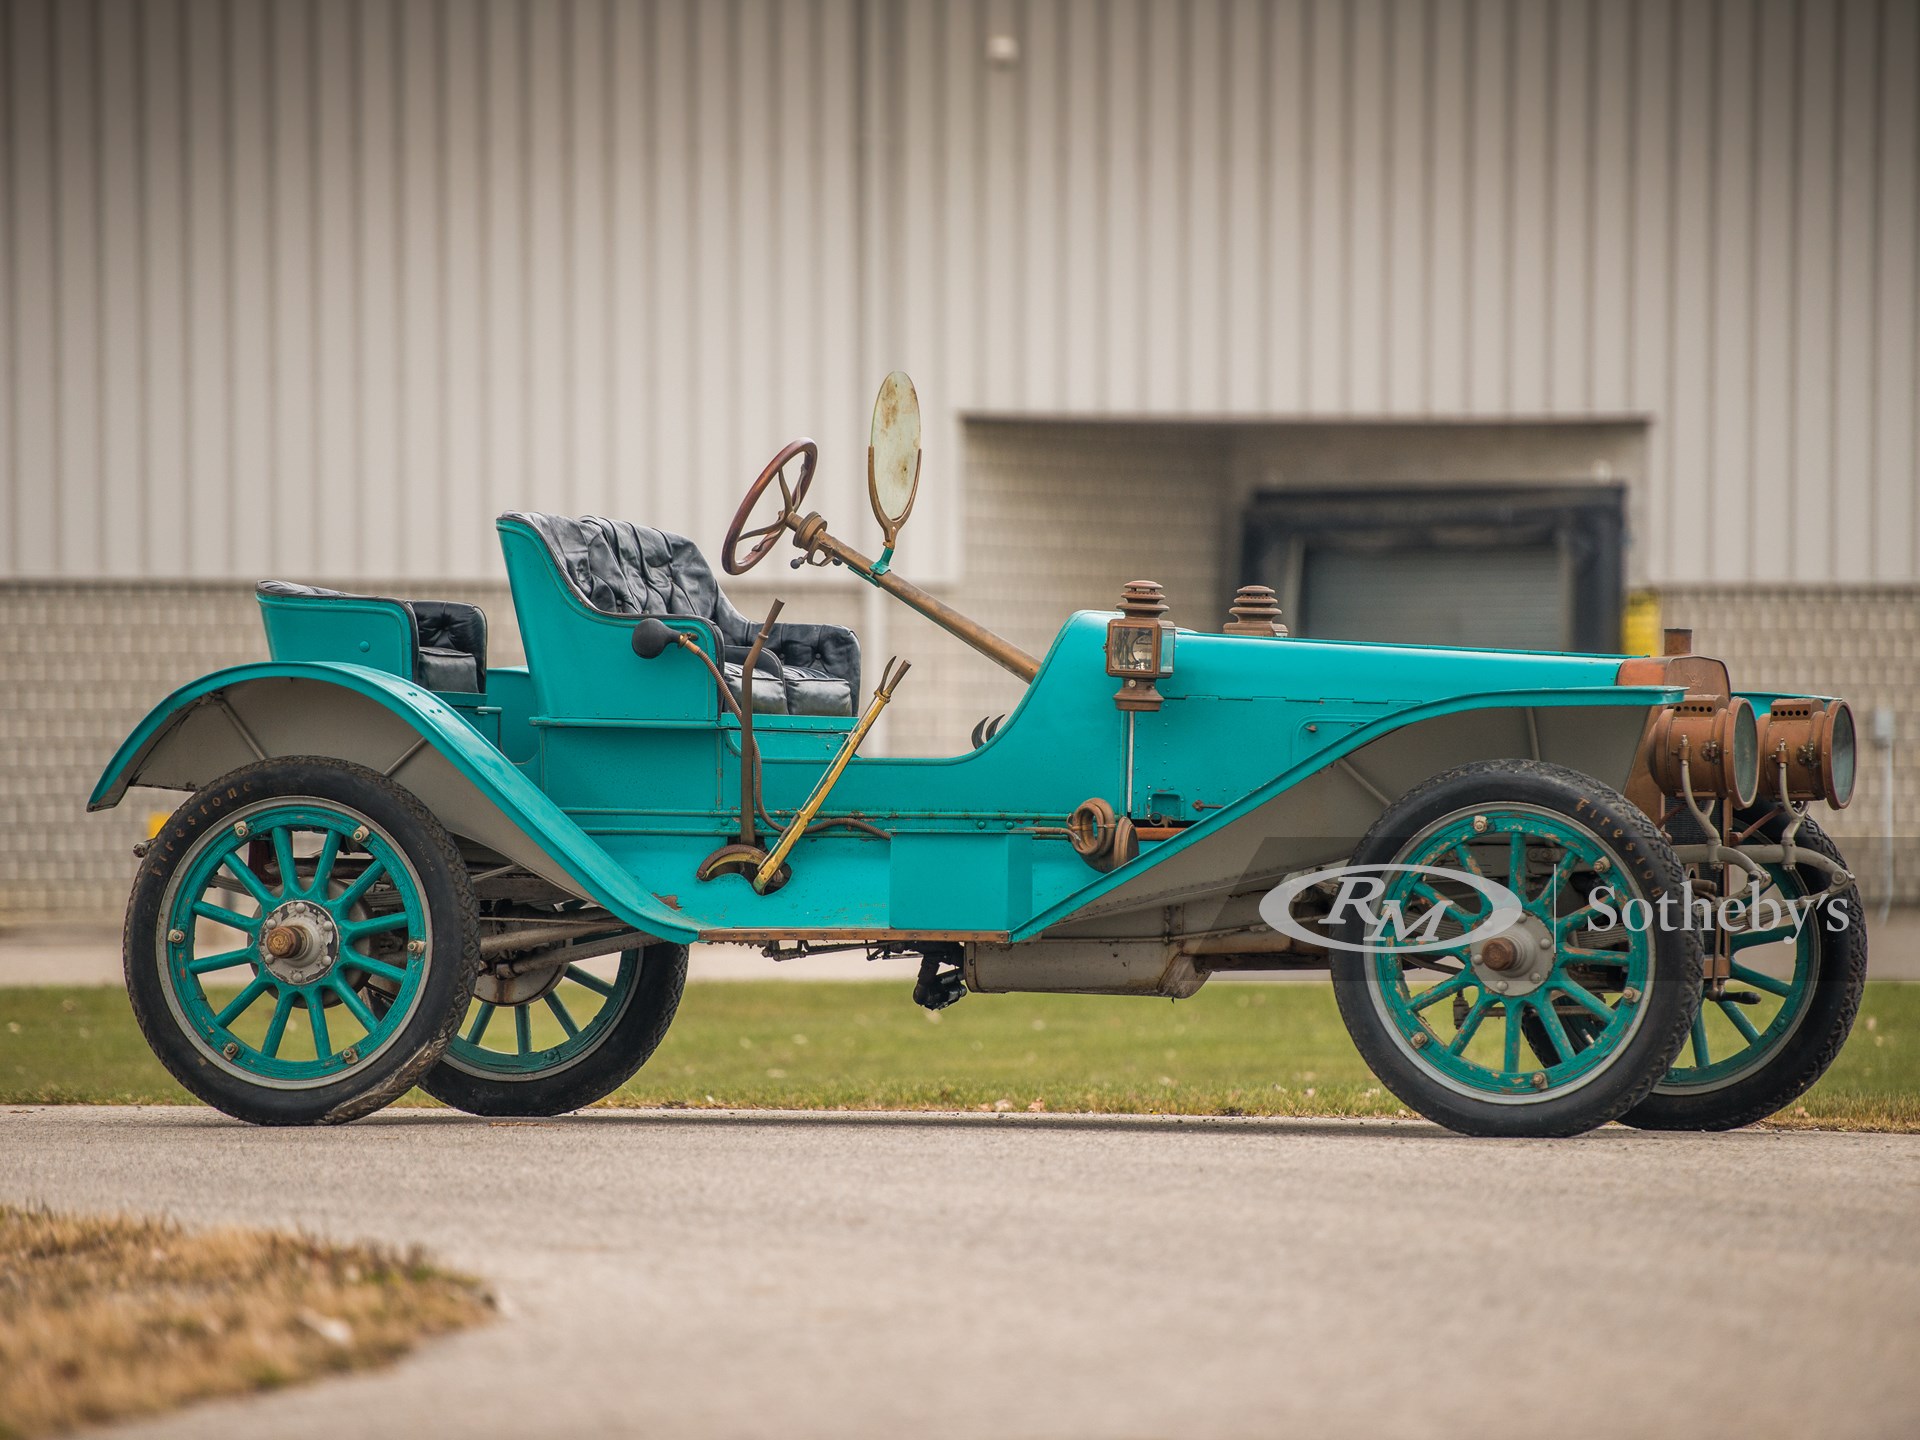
[4,981,1917,1128]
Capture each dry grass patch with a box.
[0,1206,491,1439]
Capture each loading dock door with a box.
[1243,485,1626,654]
[1302,545,1568,651]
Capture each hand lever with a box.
[753,656,910,893]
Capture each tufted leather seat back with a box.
[502,512,860,717]
[257,581,488,693]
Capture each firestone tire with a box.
[1330,759,1702,1138]
[123,757,481,1126]
[416,942,689,1117]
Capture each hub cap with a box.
[257,900,340,985]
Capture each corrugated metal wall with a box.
[3,0,1915,586]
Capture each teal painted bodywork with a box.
[94,515,1690,948]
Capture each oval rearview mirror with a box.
[868,371,922,548]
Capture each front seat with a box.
[503,512,860,717]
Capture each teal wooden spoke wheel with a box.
[1527,807,1867,1130]
[124,758,479,1125]
[415,941,688,1116]
[1331,760,1701,1138]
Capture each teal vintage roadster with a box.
[92,376,1865,1136]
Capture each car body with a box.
[90,376,1866,1135]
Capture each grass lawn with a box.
[0,1206,489,1439]
[3,980,1916,1129]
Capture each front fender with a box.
[1016,682,1686,939]
[90,663,698,944]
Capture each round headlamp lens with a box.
[1729,698,1759,807]
[1828,701,1856,807]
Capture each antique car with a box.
[91,375,1866,1137]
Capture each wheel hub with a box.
[256,900,339,985]
[474,962,566,1007]
[1469,912,1555,997]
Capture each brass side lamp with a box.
[1106,581,1176,713]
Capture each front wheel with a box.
[124,758,481,1125]
[1330,759,1702,1138]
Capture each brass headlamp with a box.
[1758,698,1856,807]
[1645,697,1760,807]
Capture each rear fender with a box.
[89,663,698,944]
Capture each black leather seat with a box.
[503,512,860,717]
[257,582,489,693]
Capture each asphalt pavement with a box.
[2,1106,1916,1440]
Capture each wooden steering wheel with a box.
[724,439,818,575]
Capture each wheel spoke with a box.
[261,990,296,1058]
[1409,969,1476,1012]
[331,979,380,1032]
[340,910,409,941]
[1554,976,1615,1023]
[1531,998,1579,1065]
[334,857,388,911]
[271,826,299,897]
[308,993,332,1060]
[1502,1004,1523,1073]
[566,965,616,998]
[186,947,256,976]
[515,1005,532,1055]
[1717,997,1763,1045]
[193,899,260,932]
[465,1002,497,1046]
[1731,921,1800,950]
[1448,844,1484,877]
[220,854,276,907]
[776,467,794,512]
[1507,832,1528,902]
[310,831,343,897]
[1529,851,1579,918]
[739,517,786,542]
[348,953,409,984]
[544,992,581,1039]
[1449,992,1495,1054]
[215,975,272,1028]
[1727,960,1794,997]
[1690,1008,1711,1067]
[1411,879,1485,923]
[1554,903,1601,938]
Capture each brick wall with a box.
[1659,585,1920,903]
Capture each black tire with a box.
[1330,758,1702,1138]
[1622,810,1866,1130]
[416,942,688,1116]
[124,757,481,1125]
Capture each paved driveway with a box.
[3,1106,1916,1440]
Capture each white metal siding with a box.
[2,0,1914,585]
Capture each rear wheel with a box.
[124,758,480,1125]
[416,942,688,1116]
[1331,759,1701,1138]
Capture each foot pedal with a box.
[913,952,968,1011]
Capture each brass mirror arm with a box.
[793,518,1041,683]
